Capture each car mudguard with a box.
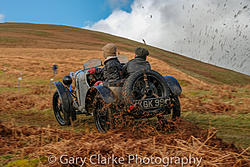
[164,76,182,97]
[86,86,115,104]
[54,81,76,120]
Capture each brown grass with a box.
[1,120,249,167]
[0,48,249,166]
[0,22,250,166]
[1,48,248,115]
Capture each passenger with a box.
[101,43,122,86]
[123,47,151,77]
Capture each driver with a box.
[122,47,151,77]
[101,43,122,86]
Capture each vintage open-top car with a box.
[52,55,182,132]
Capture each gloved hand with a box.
[88,68,96,74]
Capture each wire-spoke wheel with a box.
[93,95,114,133]
[52,91,71,126]
[123,70,170,117]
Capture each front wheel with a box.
[52,91,71,126]
[93,95,114,133]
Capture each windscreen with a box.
[84,59,102,69]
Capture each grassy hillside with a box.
[1,22,250,85]
[0,23,249,166]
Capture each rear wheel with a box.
[172,96,181,120]
[123,70,181,129]
[52,91,71,126]
[123,70,170,115]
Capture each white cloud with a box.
[0,14,5,23]
[85,0,250,75]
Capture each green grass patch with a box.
[232,87,250,98]
[0,87,31,93]
[182,111,250,148]
[96,33,137,47]
[178,80,191,87]
[0,108,96,133]
[0,27,52,37]
[1,155,14,161]
[187,89,212,97]
[21,78,51,86]
[0,36,25,44]
[5,158,39,167]
[0,155,15,167]
[0,109,57,127]
[16,109,56,126]
[1,63,11,67]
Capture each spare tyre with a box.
[122,70,170,114]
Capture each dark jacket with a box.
[102,57,122,83]
[123,57,151,77]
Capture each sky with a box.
[0,0,133,27]
[0,0,250,75]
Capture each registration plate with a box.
[133,97,170,110]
